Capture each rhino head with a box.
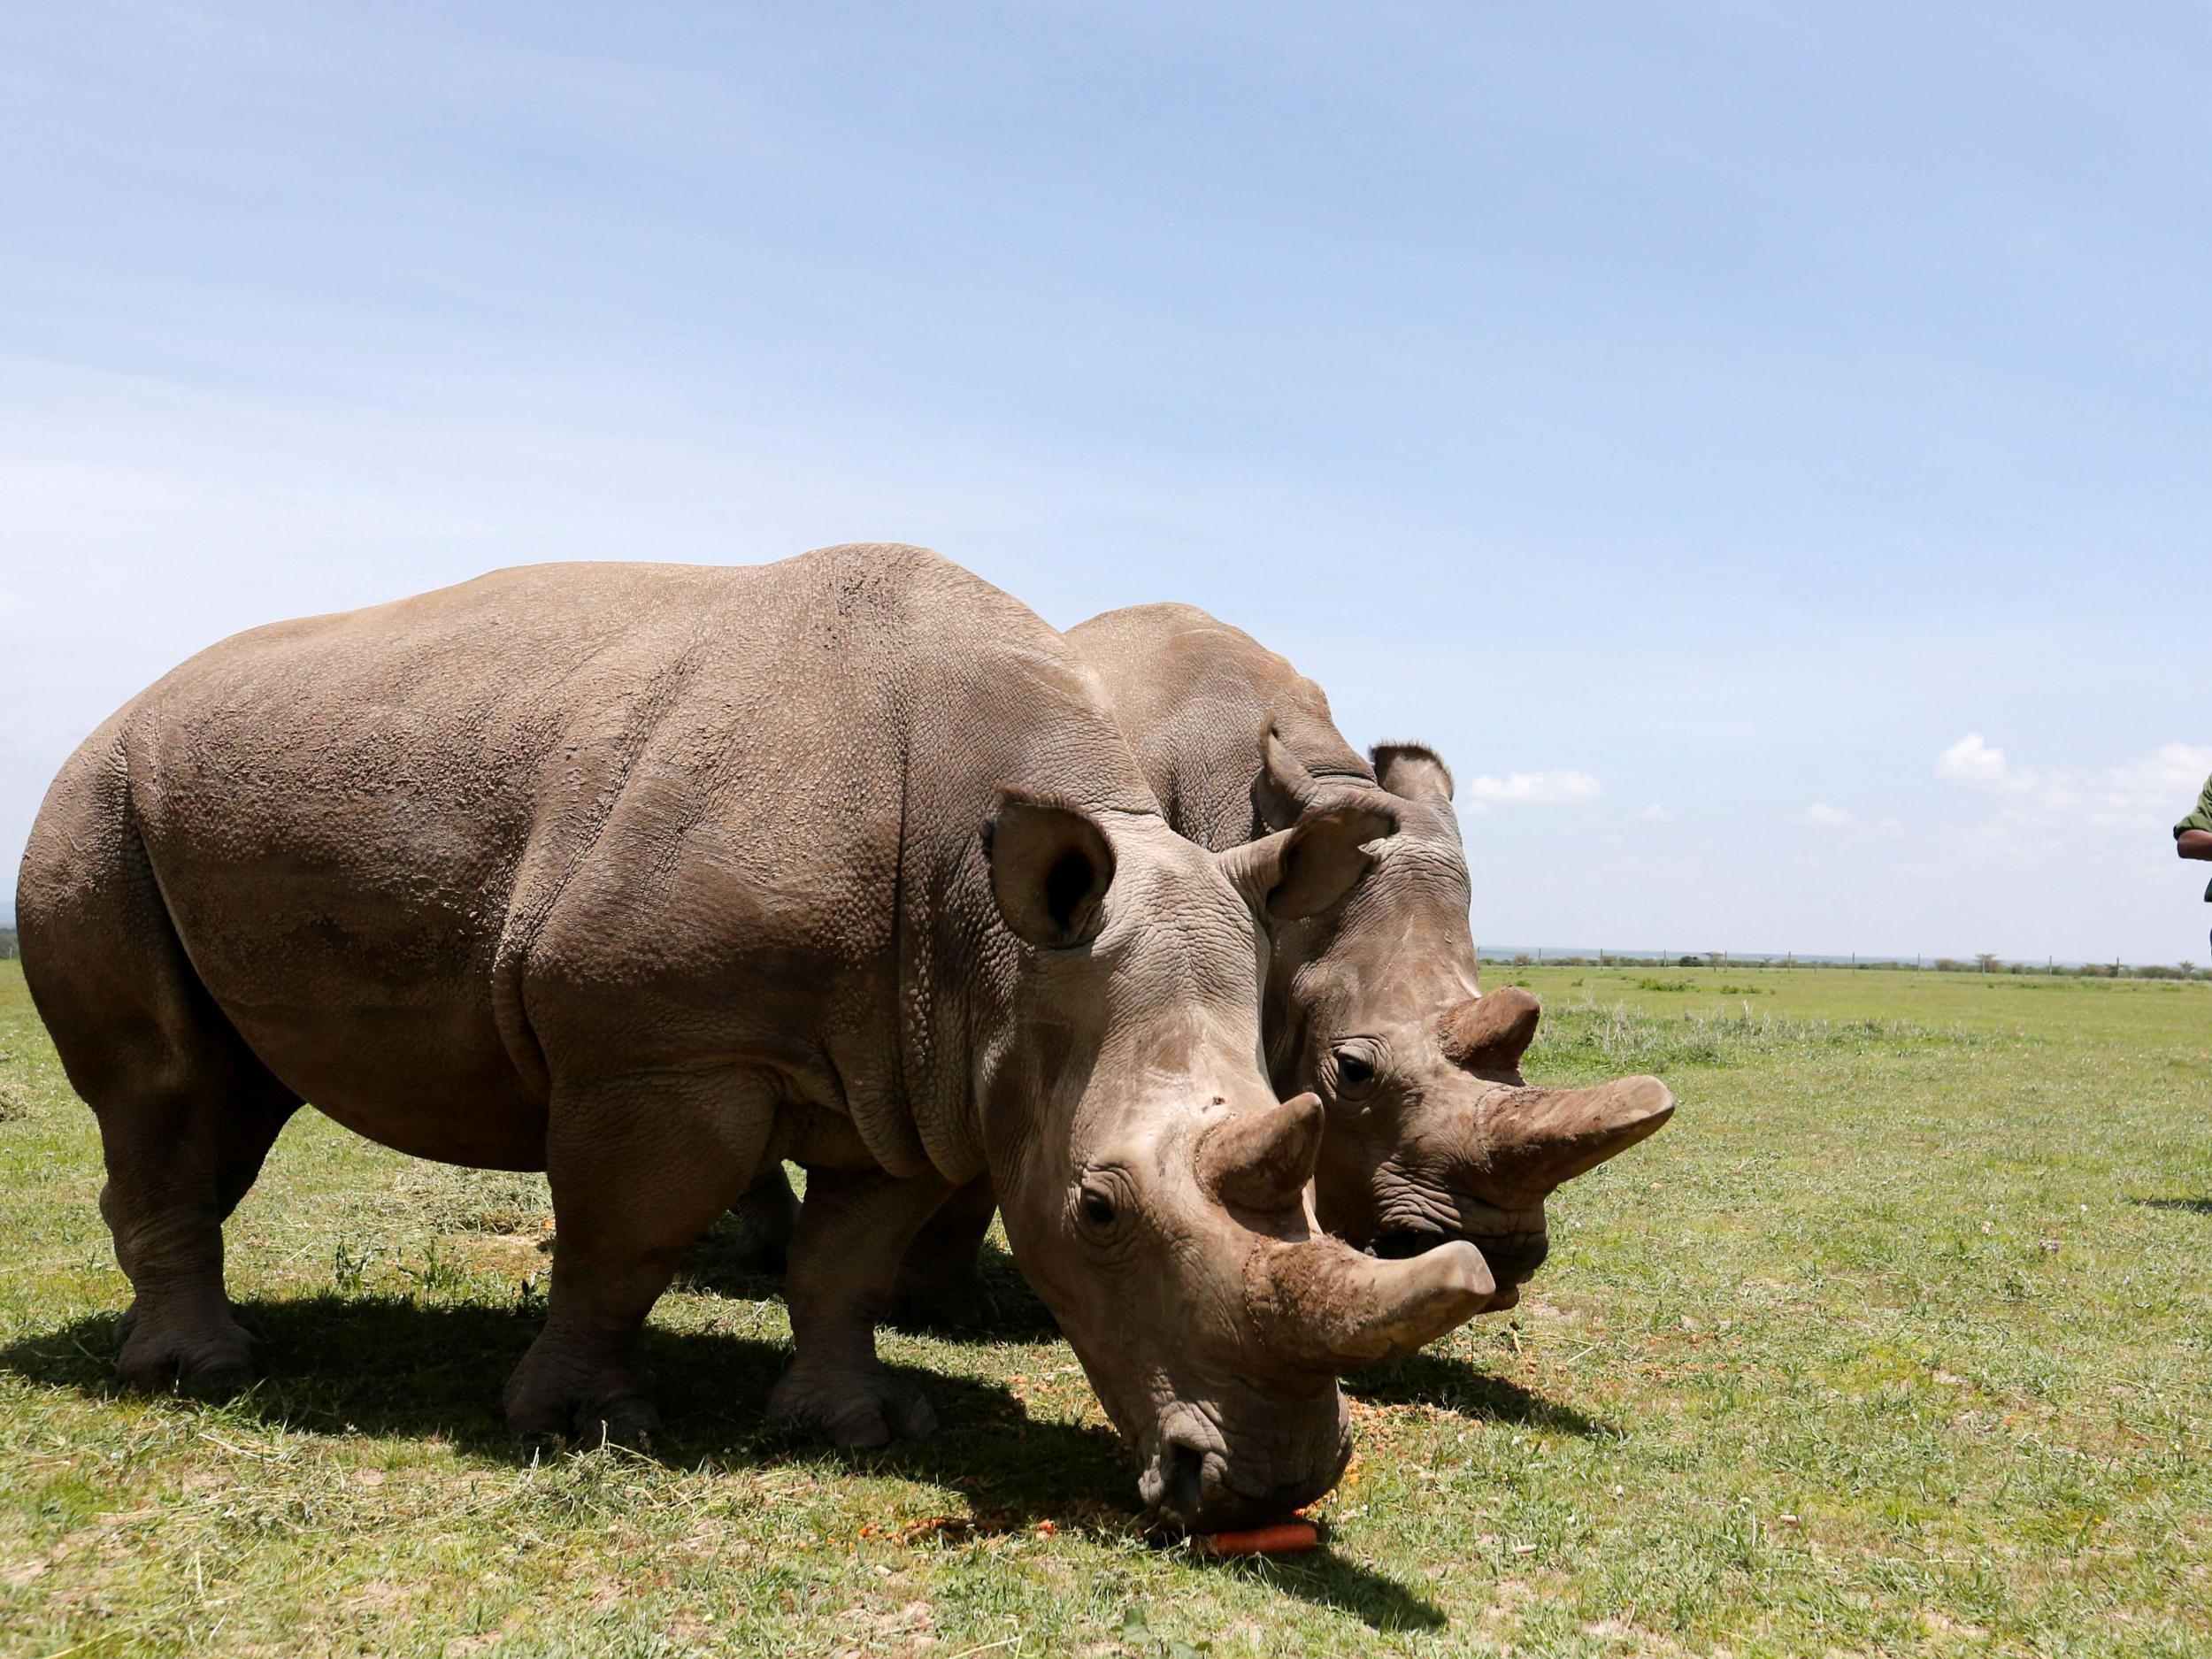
[1254,736,1674,1303]
[978,792,1494,1531]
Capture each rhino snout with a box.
[1136,1395,1351,1533]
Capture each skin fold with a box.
[16,546,1497,1531]
[739,602,1672,1329]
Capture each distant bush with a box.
[0,926,16,961]
[1634,977,1764,995]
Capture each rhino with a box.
[738,602,1672,1327]
[16,546,1497,1532]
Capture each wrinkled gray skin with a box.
[16,548,1494,1532]
[741,602,1671,1328]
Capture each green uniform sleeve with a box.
[2180,773,2212,902]
[2177,773,2212,838]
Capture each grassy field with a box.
[3,961,2208,1657]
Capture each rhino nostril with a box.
[1164,1438,1207,1523]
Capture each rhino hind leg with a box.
[769,1165,956,1447]
[889,1174,1000,1333]
[505,1071,777,1447]
[19,790,301,1398]
[96,1058,299,1396]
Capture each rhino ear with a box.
[1252,725,1320,832]
[1371,742,1454,803]
[1221,799,1395,921]
[987,793,1115,949]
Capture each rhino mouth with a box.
[1371,1206,1550,1302]
[1138,1398,1350,1533]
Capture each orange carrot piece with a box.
[1203,1521,1319,1556]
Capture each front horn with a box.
[1245,1235,1495,1371]
[1482,1076,1677,1190]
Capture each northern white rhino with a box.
[741,601,1672,1328]
[16,546,1494,1531]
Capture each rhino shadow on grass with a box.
[1346,1352,1617,1439]
[2135,1196,2212,1215]
[0,1298,1447,1632]
[0,1295,1082,1479]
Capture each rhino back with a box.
[61,545,1144,1171]
[1066,603,1370,850]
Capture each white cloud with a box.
[1803,803,1854,827]
[1636,803,1674,822]
[1936,732,2008,787]
[1464,770,1604,807]
[1934,733,2211,830]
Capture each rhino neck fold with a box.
[891,778,990,1187]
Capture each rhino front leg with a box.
[505,1072,772,1447]
[891,1175,1000,1331]
[770,1165,956,1447]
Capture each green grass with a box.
[4,962,2209,1656]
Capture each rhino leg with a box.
[890,1175,999,1331]
[23,808,300,1397]
[504,1073,773,1447]
[769,1165,956,1447]
[98,1064,299,1397]
[723,1162,799,1273]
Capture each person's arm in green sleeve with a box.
[2177,775,2212,873]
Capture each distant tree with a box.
[1677,955,1700,968]
[1974,953,2001,973]
[0,926,16,961]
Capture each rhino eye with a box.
[1333,1048,1379,1096]
[1076,1177,1122,1232]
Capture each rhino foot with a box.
[890,1271,1000,1333]
[768,1363,938,1448]
[114,1300,259,1398]
[503,1355,661,1448]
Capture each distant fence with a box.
[1474,947,2208,982]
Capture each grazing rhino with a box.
[739,601,1673,1327]
[16,546,1495,1532]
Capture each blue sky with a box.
[4,2,2206,961]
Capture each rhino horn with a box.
[1199,1092,1325,1211]
[1440,987,1543,1078]
[1247,1236,1495,1371]
[1480,1076,1676,1190]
